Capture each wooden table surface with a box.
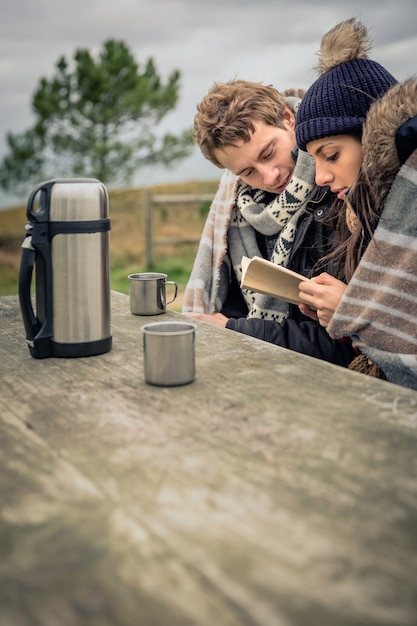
[1,291,417,626]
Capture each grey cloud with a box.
[0,0,416,207]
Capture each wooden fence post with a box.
[144,190,154,269]
[144,191,214,268]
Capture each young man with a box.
[182,80,356,367]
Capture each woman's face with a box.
[306,135,363,200]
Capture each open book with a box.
[240,256,311,305]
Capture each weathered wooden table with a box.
[1,291,417,626]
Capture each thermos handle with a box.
[18,239,39,342]
[18,226,54,357]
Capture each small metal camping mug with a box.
[141,321,196,386]
[128,272,178,315]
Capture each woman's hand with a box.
[298,273,346,328]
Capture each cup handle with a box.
[166,281,178,304]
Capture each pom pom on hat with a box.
[296,18,398,151]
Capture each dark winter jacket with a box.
[224,187,357,367]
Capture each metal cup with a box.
[128,272,178,315]
[141,321,196,386]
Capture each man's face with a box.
[213,110,296,193]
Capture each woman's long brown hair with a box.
[319,172,381,283]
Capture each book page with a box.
[240,256,310,305]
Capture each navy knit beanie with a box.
[296,19,398,151]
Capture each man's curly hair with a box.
[193,80,289,167]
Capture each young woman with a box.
[296,18,417,389]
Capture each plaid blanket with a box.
[328,149,417,390]
[182,169,238,314]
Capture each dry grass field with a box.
[0,179,220,310]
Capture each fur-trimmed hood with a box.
[361,78,417,209]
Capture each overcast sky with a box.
[1,0,417,208]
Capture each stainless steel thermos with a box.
[19,178,112,358]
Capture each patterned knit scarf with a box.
[327,149,417,390]
[182,147,317,321]
[229,148,316,321]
